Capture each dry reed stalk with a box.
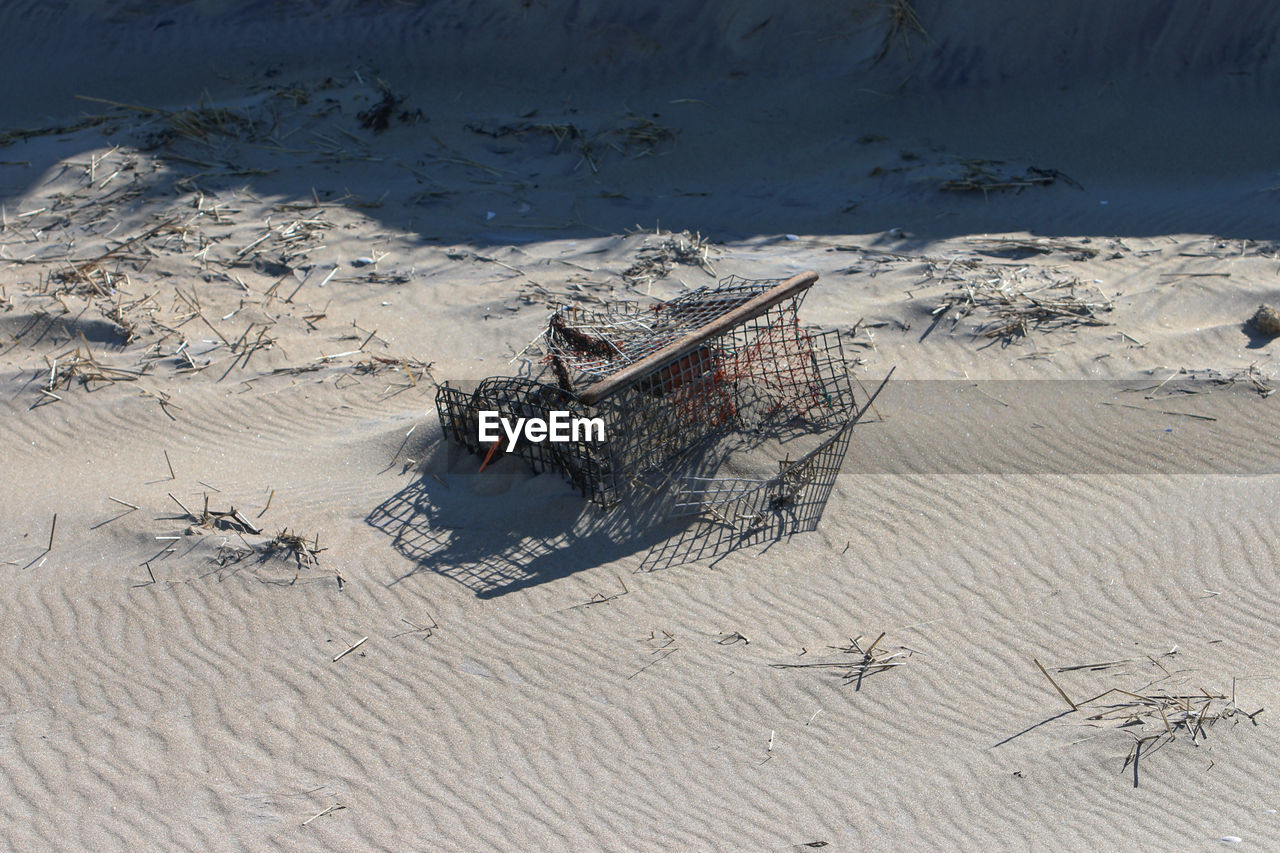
[770,632,911,689]
[332,636,367,662]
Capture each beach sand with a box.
[2,2,1279,850]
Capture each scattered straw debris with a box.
[770,632,912,690]
[182,495,263,535]
[872,0,930,65]
[40,342,142,401]
[163,105,259,146]
[268,528,326,567]
[963,236,1101,261]
[0,115,114,148]
[75,94,265,150]
[357,83,422,132]
[1033,654,1263,787]
[600,114,678,162]
[48,217,180,297]
[933,274,1112,345]
[560,576,630,612]
[1136,366,1274,399]
[232,211,331,269]
[622,228,716,289]
[941,161,1081,194]
[353,353,434,382]
[628,630,679,680]
[394,614,439,640]
[466,113,675,172]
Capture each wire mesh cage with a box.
[436,271,884,516]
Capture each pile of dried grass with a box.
[934,275,1112,344]
[268,529,325,567]
[941,161,1081,194]
[872,0,930,65]
[466,113,675,173]
[74,95,264,149]
[622,229,715,289]
[40,342,142,402]
[1034,655,1264,787]
[0,115,113,148]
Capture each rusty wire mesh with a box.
[436,275,862,512]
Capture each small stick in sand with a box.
[284,276,307,303]
[257,488,275,518]
[332,636,368,662]
[1119,331,1145,347]
[143,561,157,585]
[627,645,679,679]
[228,508,261,536]
[168,492,197,521]
[1034,658,1078,712]
[1099,401,1217,422]
[397,613,439,639]
[302,804,346,826]
[47,513,57,552]
[164,449,175,479]
[1157,703,1175,740]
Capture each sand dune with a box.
[2,2,1279,851]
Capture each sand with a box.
[2,2,1279,850]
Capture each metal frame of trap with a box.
[436,270,888,514]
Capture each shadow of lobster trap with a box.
[436,271,888,542]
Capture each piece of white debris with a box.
[351,257,374,267]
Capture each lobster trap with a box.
[436,271,885,516]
